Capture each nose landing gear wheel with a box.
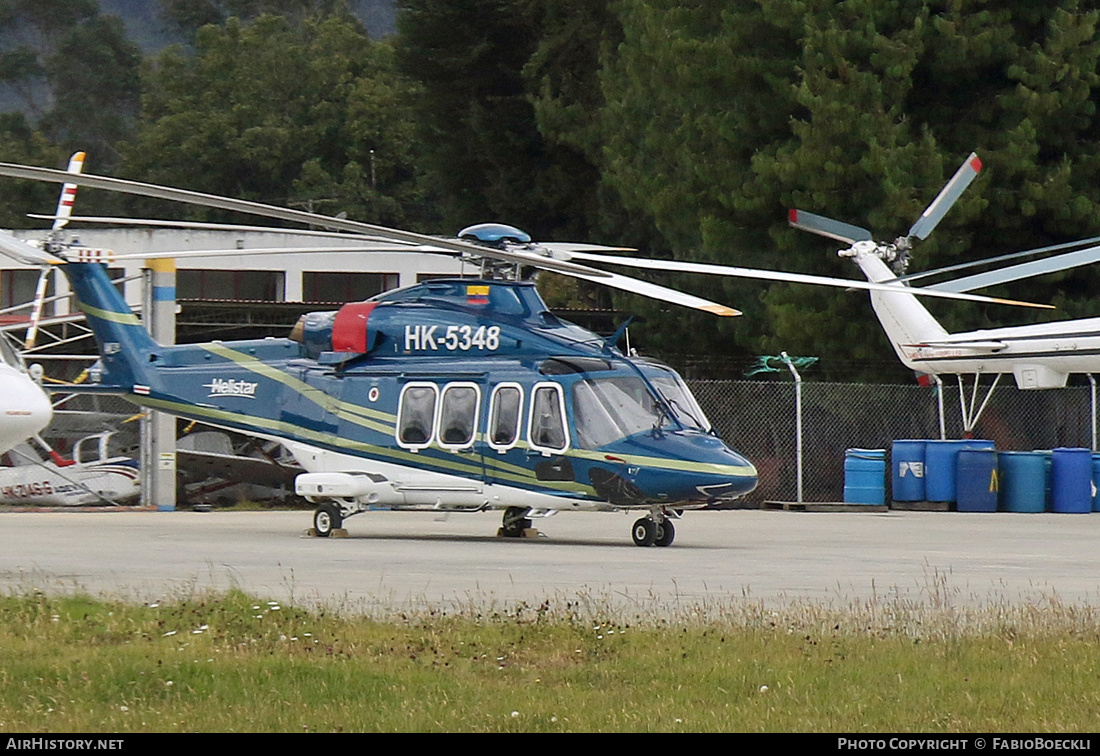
[313,503,342,538]
[632,517,656,547]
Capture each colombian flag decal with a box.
[466,285,490,306]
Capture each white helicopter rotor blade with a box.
[51,151,84,232]
[0,162,608,279]
[28,214,415,244]
[0,231,65,266]
[564,266,740,317]
[568,251,1053,309]
[907,152,982,240]
[30,153,85,349]
[24,267,52,350]
[87,244,448,262]
[929,243,1100,293]
[900,235,1100,285]
[0,162,746,318]
[787,209,873,244]
[538,242,637,254]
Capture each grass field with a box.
[1,586,1099,732]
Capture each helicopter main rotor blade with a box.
[928,243,1100,293]
[899,235,1100,285]
[0,162,746,318]
[28,214,412,244]
[569,251,1053,309]
[564,266,740,317]
[0,162,608,279]
[89,245,447,262]
[787,210,873,244]
[0,232,64,266]
[907,152,981,240]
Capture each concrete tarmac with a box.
[1,507,1099,614]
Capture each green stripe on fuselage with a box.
[199,343,396,433]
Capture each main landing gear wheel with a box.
[501,506,533,538]
[313,503,342,538]
[632,517,675,547]
[632,517,656,547]
[654,519,675,547]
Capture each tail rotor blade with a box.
[788,209,872,244]
[51,151,85,232]
[24,267,52,350]
[907,152,981,240]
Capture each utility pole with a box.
[142,258,177,510]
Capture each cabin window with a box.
[528,383,568,453]
[487,384,523,450]
[572,376,663,449]
[438,383,480,449]
[397,383,438,449]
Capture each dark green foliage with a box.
[122,11,431,227]
[0,0,141,171]
[0,112,64,227]
[2,1,1100,378]
[595,0,1100,378]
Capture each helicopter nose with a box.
[590,432,758,506]
[0,367,52,453]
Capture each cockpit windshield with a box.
[572,376,663,449]
[646,367,711,432]
[571,366,712,450]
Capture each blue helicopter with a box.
[0,161,1047,546]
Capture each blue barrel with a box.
[925,439,995,502]
[999,451,1047,513]
[891,440,927,502]
[844,448,885,505]
[1051,448,1092,514]
[955,448,999,512]
[1093,454,1100,512]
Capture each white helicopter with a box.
[789,152,1100,433]
[0,338,52,454]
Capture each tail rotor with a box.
[789,152,982,275]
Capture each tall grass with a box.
[1,582,1099,732]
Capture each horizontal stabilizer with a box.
[904,340,1006,353]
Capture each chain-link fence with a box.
[689,379,1095,505]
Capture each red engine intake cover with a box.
[331,302,378,353]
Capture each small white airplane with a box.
[0,432,138,506]
[789,152,1100,431]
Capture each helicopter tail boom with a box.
[846,244,951,369]
[62,262,159,390]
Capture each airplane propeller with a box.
[0,158,1052,316]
